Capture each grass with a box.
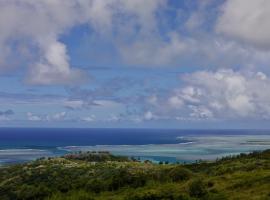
[0,150,269,200]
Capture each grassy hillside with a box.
[0,150,269,200]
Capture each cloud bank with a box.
[2,0,270,81]
[1,0,270,126]
[217,0,270,50]
[0,0,164,85]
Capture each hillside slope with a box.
[0,150,269,200]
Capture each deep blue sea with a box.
[0,128,270,165]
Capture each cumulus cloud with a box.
[168,96,184,109]
[188,105,214,119]
[64,100,84,110]
[116,0,270,69]
[1,0,270,78]
[51,112,67,121]
[27,112,42,121]
[216,0,270,50]
[28,39,85,85]
[3,0,270,126]
[0,0,164,84]
[138,69,270,121]
[81,115,96,122]
[144,111,155,121]
[168,69,270,119]
[0,1,90,84]
[119,31,270,70]
[27,111,67,121]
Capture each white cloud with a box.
[106,114,120,122]
[0,0,164,84]
[177,86,202,104]
[119,33,190,66]
[28,39,85,85]
[27,111,67,121]
[173,69,270,119]
[64,100,84,110]
[116,0,270,69]
[0,0,90,84]
[51,112,66,121]
[145,69,270,121]
[144,111,155,121]
[27,112,42,121]
[81,115,96,122]
[119,30,270,70]
[1,0,270,77]
[189,105,213,119]
[216,0,270,50]
[168,96,184,109]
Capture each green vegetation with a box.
[0,150,270,200]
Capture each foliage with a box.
[63,151,129,162]
[188,179,207,198]
[168,166,192,182]
[0,150,269,200]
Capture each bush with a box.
[86,179,106,193]
[207,180,215,188]
[107,168,147,190]
[188,179,208,198]
[48,190,95,200]
[17,184,52,200]
[169,166,192,182]
[127,189,192,200]
[206,192,228,200]
[127,190,162,200]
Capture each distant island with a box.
[0,150,269,200]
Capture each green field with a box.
[0,150,269,200]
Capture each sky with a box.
[1,0,270,128]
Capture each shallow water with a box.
[0,128,270,164]
[59,134,270,163]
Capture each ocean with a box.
[0,128,270,165]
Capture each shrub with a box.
[206,192,228,200]
[86,179,106,193]
[169,166,192,182]
[48,190,95,200]
[126,190,173,200]
[17,184,52,200]
[188,179,208,198]
[207,180,215,188]
[107,168,147,190]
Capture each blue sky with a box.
[1,0,270,128]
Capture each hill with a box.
[0,150,269,200]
